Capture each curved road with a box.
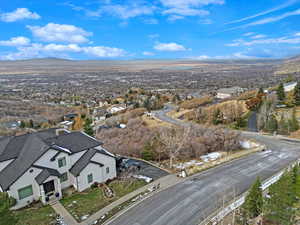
[108,106,300,225]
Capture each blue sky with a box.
[1,0,300,60]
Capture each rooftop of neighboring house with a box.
[217,86,243,95]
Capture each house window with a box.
[60,172,68,183]
[87,174,93,183]
[18,185,33,200]
[58,157,66,168]
[106,167,110,174]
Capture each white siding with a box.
[0,159,14,172]
[91,152,116,181]
[34,149,71,189]
[76,163,104,192]
[7,167,42,209]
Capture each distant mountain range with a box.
[0,55,299,75]
[275,55,300,75]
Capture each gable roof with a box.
[45,132,102,153]
[69,148,98,177]
[34,166,61,185]
[0,135,50,191]
[0,129,103,191]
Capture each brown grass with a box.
[141,115,173,128]
[180,96,213,109]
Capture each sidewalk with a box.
[80,174,181,225]
[51,174,182,225]
[51,201,79,225]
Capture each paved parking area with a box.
[123,158,169,180]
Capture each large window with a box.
[87,173,93,184]
[18,185,33,200]
[58,157,66,168]
[60,172,68,183]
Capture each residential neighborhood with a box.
[2,1,300,224]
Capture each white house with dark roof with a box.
[0,128,116,209]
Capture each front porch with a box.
[39,177,62,204]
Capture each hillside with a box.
[275,55,300,75]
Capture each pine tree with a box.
[212,108,223,125]
[258,87,264,95]
[294,82,300,106]
[242,177,263,220]
[289,108,299,132]
[277,83,286,103]
[20,121,26,128]
[84,118,94,137]
[265,172,295,225]
[265,115,278,133]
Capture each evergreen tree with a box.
[212,108,223,125]
[143,97,151,112]
[29,119,34,128]
[277,83,286,103]
[0,193,18,225]
[242,177,263,219]
[265,115,278,133]
[265,172,295,225]
[20,121,26,128]
[84,118,94,137]
[258,87,264,95]
[289,108,299,132]
[294,82,300,106]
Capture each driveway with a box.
[126,158,169,180]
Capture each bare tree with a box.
[158,126,191,168]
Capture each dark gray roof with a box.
[45,132,102,153]
[0,135,49,191]
[34,166,61,185]
[69,148,98,176]
[0,129,104,191]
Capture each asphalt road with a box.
[247,112,258,132]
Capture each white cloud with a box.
[0,43,125,60]
[148,34,160,39]
[0,36,30,46]
[160,0,224,19]
[200,18,213,24]
[143,51,155,56]
[27,23,92,43]
[103,4,155,19]
[0,8,40,22]
[295,32,300,36]
[226,36,300,47]
[191,55,210,60]
[226,0,299,25]
[227,8,300,31]
[82,46,125,57]
[144,18,159,24]
[250,34,267,39]
[243,32,255,37]
[154,42,188,51]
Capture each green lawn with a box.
[60,179,146,222]
[14,203,56,225]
